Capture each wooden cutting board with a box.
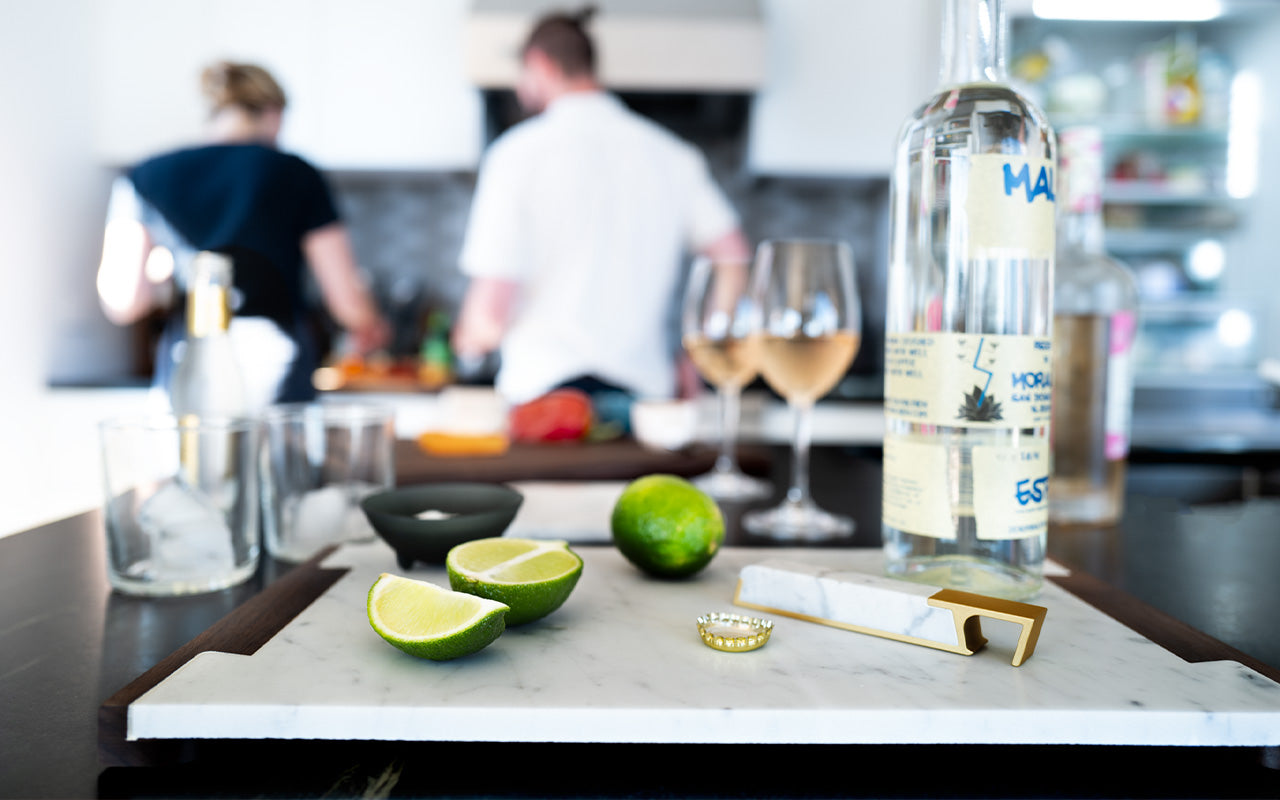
[393,438,772,485]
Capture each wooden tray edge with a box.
[1048,570,1280,684]
[98,546,350,767]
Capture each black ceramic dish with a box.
[360,483,524,569]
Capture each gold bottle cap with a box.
[696,612,773,653]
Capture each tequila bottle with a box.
[881,0,1056,600]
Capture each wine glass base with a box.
[693,469,772,502]
[742,502,855,541]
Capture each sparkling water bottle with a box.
[881,0,1057,600]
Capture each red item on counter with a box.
[508,389,593,443]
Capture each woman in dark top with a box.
[96,61,389,406]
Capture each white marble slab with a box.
[128,543,1280,746]
[737,560,964,646]
[504,481,626,543]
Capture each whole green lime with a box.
[610,474,724,578]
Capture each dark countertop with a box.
[3,445,1280,799]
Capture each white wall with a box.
[747,0,941,176]
[0,0,142,537]
[0,2,92,401]
[93,0,484,170]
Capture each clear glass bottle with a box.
[1050,126,1139,526]
[881,0,1056,600]
[170,251,246,419]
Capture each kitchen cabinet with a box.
[746,0,940,176]
[92,0,483,171]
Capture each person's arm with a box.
[699,227,752,263]
[96,219,156,326]
[303,222,391,355]
[452,276,520,360]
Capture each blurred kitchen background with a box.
[3,0,1280,533]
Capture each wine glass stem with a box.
[787,401,814,506]
[716,385,742,475]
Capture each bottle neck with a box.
[185,253,235,339]
[1058,127,1108,256]
[940,0,1008,86]
[1059,207,1107,255]
[186,284,232,339]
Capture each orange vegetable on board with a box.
[416,431,510,457]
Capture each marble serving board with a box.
[126,542,1280,747]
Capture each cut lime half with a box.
[367,573,508,661]
[446,538,583,626]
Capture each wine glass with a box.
[743,239,861,539]
[681,256,772,501]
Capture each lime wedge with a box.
[446,538,583,626]
[367,573,508,661]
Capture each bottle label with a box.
[882,436,954,539]
[1105,310,1138,460]
[885,332,1053,428]
[964,155,1057,260]
[882,436,1048,541]
[972,443,1050,540]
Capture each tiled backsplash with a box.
[329,138,889,381]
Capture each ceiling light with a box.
[1032,0,1223,21]
[1187,240,1225,283]
[1216,309,1254,349]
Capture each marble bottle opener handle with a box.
[733,560,1047,666]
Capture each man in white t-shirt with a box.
[452,8,751,405]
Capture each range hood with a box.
[465,0,766,92]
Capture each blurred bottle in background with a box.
[1164,28,1202,126]
[418,309,454,390]
[1050,127,1140,526]
[169,251,246,419]
[168,250,248,490]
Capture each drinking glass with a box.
[743,239,861,539]
[261,403,395,563]
[681,256,772,501]
[100,414,261,596]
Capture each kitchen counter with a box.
[330,385,1280,453]
[3,445,1280,798]
[8,384,1279,542]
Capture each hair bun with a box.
[572,4,597,26]
[200,60,287,115]
[200,61,236,107]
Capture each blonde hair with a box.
[200,61,286,116]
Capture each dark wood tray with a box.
[99,539,1280,769]
[393,438,772,485]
